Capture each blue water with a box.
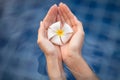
[0,0,120,80]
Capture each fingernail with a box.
[59,2,63,5]
[52,4,57,7]
[51,4,56,8]
[54,4,57,6]
[40,21,42,25]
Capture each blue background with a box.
[0,0,120,80]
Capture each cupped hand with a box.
[37,4,61,58]
[58,3,85,60]
[37,4,99,80]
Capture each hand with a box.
[37,4,66,80]
[37,3,98,80]
[37,4,61,58]
[58,3,84,60]
[58,3,98,80]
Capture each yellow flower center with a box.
[56,29,64,36]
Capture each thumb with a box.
[38,21,46,41]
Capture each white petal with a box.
[62,23,73,34]
[51,35,63,45]
[61,33,72,44]
[49,21,61,31]
[47,28,56,40]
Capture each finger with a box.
[38,21,44,37]
[61,3,84,32]
[58,7,65,27]
[38,21,43,42]
[56,10,60,22]
[43,4,58,29]
[60,3,78,27]
[59,3,71,26]
[56,13,63,29]
[38,21,47,40]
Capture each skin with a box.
[37,3,99,80]
[37,4,65,80]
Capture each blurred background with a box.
[0,0,120,80]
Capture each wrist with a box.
[62,51,81,62]
[45,49,59,57]
[62,52,98,80]
[45,51,62,61]
[46,55,62,66]
[46,57,61,78]
[46,54,66,80]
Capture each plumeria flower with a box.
[47,21,73,45]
